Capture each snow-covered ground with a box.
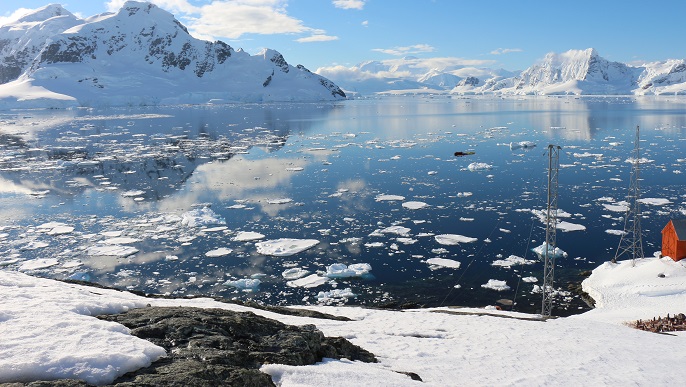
[1,256,684,386]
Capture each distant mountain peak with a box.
[14,3,74,24]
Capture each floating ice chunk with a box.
[467,162,493,171]
[379,226,411,237]
[226,204,247,209]
[557,221,586,232]
[426,258,461,269]
[364,242,384,248]
[402,201,429,210]
[435,234,478,245]
[603,202,629,212]
[522,276,538,283]
[21,241,49,250]
[325,263,372,278]
[19,258,59,271]
[267,198,293,204]
[316,288,356,303]
[376,194,405,202]
[286,167,304,171]
[256,238,319,256]
[605,229,627,236]
[491,255,536,268]
[286,273,328,288]
[396,237,417,245]
[202,226,228,232]
[86,245,139,257]
[206,247,233,257]
[532,242,567,258]
[574,152,603,159]
[639,198,671,206]
[121,190,145,197]
[625,157,654,164]
[481,279,511,291]
[102,237,140,245]
[181,207,226,227]
[224,278,260,292]
[101,231,123,237]
[457,192,473,197]
[37,222,74,235]
[233,231,265,242]
[509,141,536,150]
[282,268,310,280]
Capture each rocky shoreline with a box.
[2,304,376,386]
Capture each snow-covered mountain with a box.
[453,49,686,96]
[0,1,345,108]
[318,48,686,96]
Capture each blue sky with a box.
[1,0,685,74]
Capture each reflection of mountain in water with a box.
[0,103,334,200]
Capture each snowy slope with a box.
[0,256,685,385]
[0,1,345,108]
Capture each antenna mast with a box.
[542,144,561,318]
[613,125,644,266]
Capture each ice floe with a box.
[281,268,310,280]
[481,279,511,291]
[255,239,320,256]
[532,242,568,258]
[434,234,478,245]
[205,248,233,257]
[232,231,265,242]
[286,274,328,288]
[19,259,59,271]
[224,278,260,292]
[325,263,372,278]
[86,245,139,257]
[491,255,537,268]
[375,194,405,202]
[426,258,461,269]
[467,162,493,171]
[402,201,429,210]
[181,207,226,227]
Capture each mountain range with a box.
[319,48,686,97]
[0,1,345,108]
[1,2,685,109]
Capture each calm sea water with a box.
[1,96,685,316]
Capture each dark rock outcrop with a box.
[102,306,376,386]
[0,306,375,386]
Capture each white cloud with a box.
[106,0,333,41]
[296,34,339,43]
[361,20,368,27]
[0,7,39,26]
[372,44,436,56]
[491,48,523,55]
[332,0,367,10]
[316,57,497,81]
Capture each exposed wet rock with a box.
[101,306,376,386]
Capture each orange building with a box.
[661,219,686,262]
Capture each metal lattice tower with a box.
[613,125,644,266]
[542,145,561,318]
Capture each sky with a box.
[1,0,685,75]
